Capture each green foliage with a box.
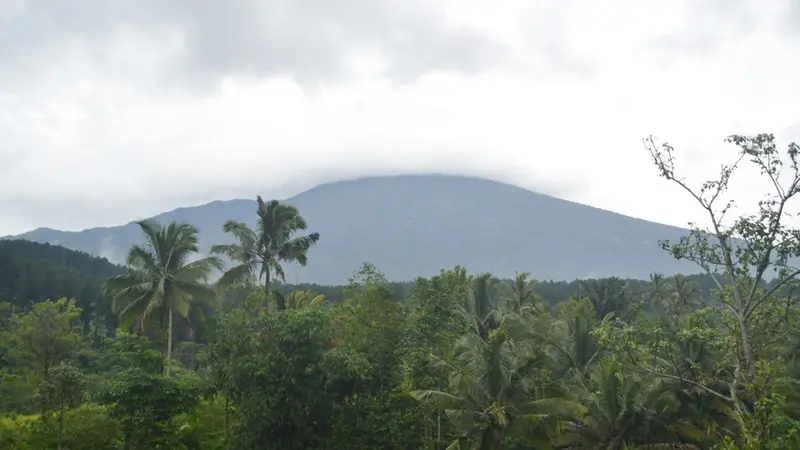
[330,391,426,449]
[99,333,200,449]
[0,404,119,450]
[173,399,228,450]
[35,361,86,449]
[226,308,336,449]
[0,297,82,378]
[333,263,406,389]
[0,370,37,413]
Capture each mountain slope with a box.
[6,175,695,284]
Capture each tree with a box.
[333,263,406,390]
[580,277,637,321]
[470,273,501,341]
[510,272,541,314]
[99,333,200,449]
[227,309,348,449]
[557,358,702,449]
[215,277,263,313]
[103,219,221,376]
[35,362,86,450]
[211,196,320,311]
[549,297,601,378]
[403,266,473,391]
[205,307,261,441]
[644,134,800,411]
[0,297,82,379]
[412,318,575,450]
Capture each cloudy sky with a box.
[1,0,799,236]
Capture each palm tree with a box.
[470,273,501,341]
[550,298,601,378]
[412,315,580,450]
[273,290,325,310]
[556,359,703,449]
[580,277,637,321]
[644,273,670,313]
[211,196,319,311]
[668,275,701,316]
[103,220,221,376]
[510,272,542,314]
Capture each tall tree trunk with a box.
[225,394,230,437]
[437,412,441,449]
[491,427,502,450]
[165,305,173,377]
[57,408,64,450]
[264,270,271,311]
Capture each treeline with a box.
[280,273,720,307]
[1,133,800,449]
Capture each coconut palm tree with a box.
[550,298,601,378]
[470,273,501,341]
[556,358,703,449]
[412,315,580,450]
[668,275,701,316]
[211,196,319,311]
[580,277,638,321]
[644,273,670,313]
[510,271,543,314]
[103,219,221,376]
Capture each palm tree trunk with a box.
[165,305,173,377]
[491,427,502,450]
[264,271,271,311]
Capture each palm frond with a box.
[221,220,257,249]
[178,256,224,281]
[217,262,256,288]
[277,233,320,265]
[410,389,469,410]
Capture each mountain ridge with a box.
[5,174,696,284]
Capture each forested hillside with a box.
[2,134,800,449]
[0,240,122,324]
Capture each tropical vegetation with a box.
[1,133,799,449]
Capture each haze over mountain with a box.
[5,175,695,285]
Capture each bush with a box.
[174,398,228,450]
[0,405,120,450]
[0,414,37,450]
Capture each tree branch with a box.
[625,349,733,403]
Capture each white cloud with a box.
[0,0,799,236]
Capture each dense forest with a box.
[2,133,800,449]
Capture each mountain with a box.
[5,174,696,284]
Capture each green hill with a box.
[6,174,696,284]
[0,239,123,319]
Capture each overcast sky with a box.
[1,0,799,236]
